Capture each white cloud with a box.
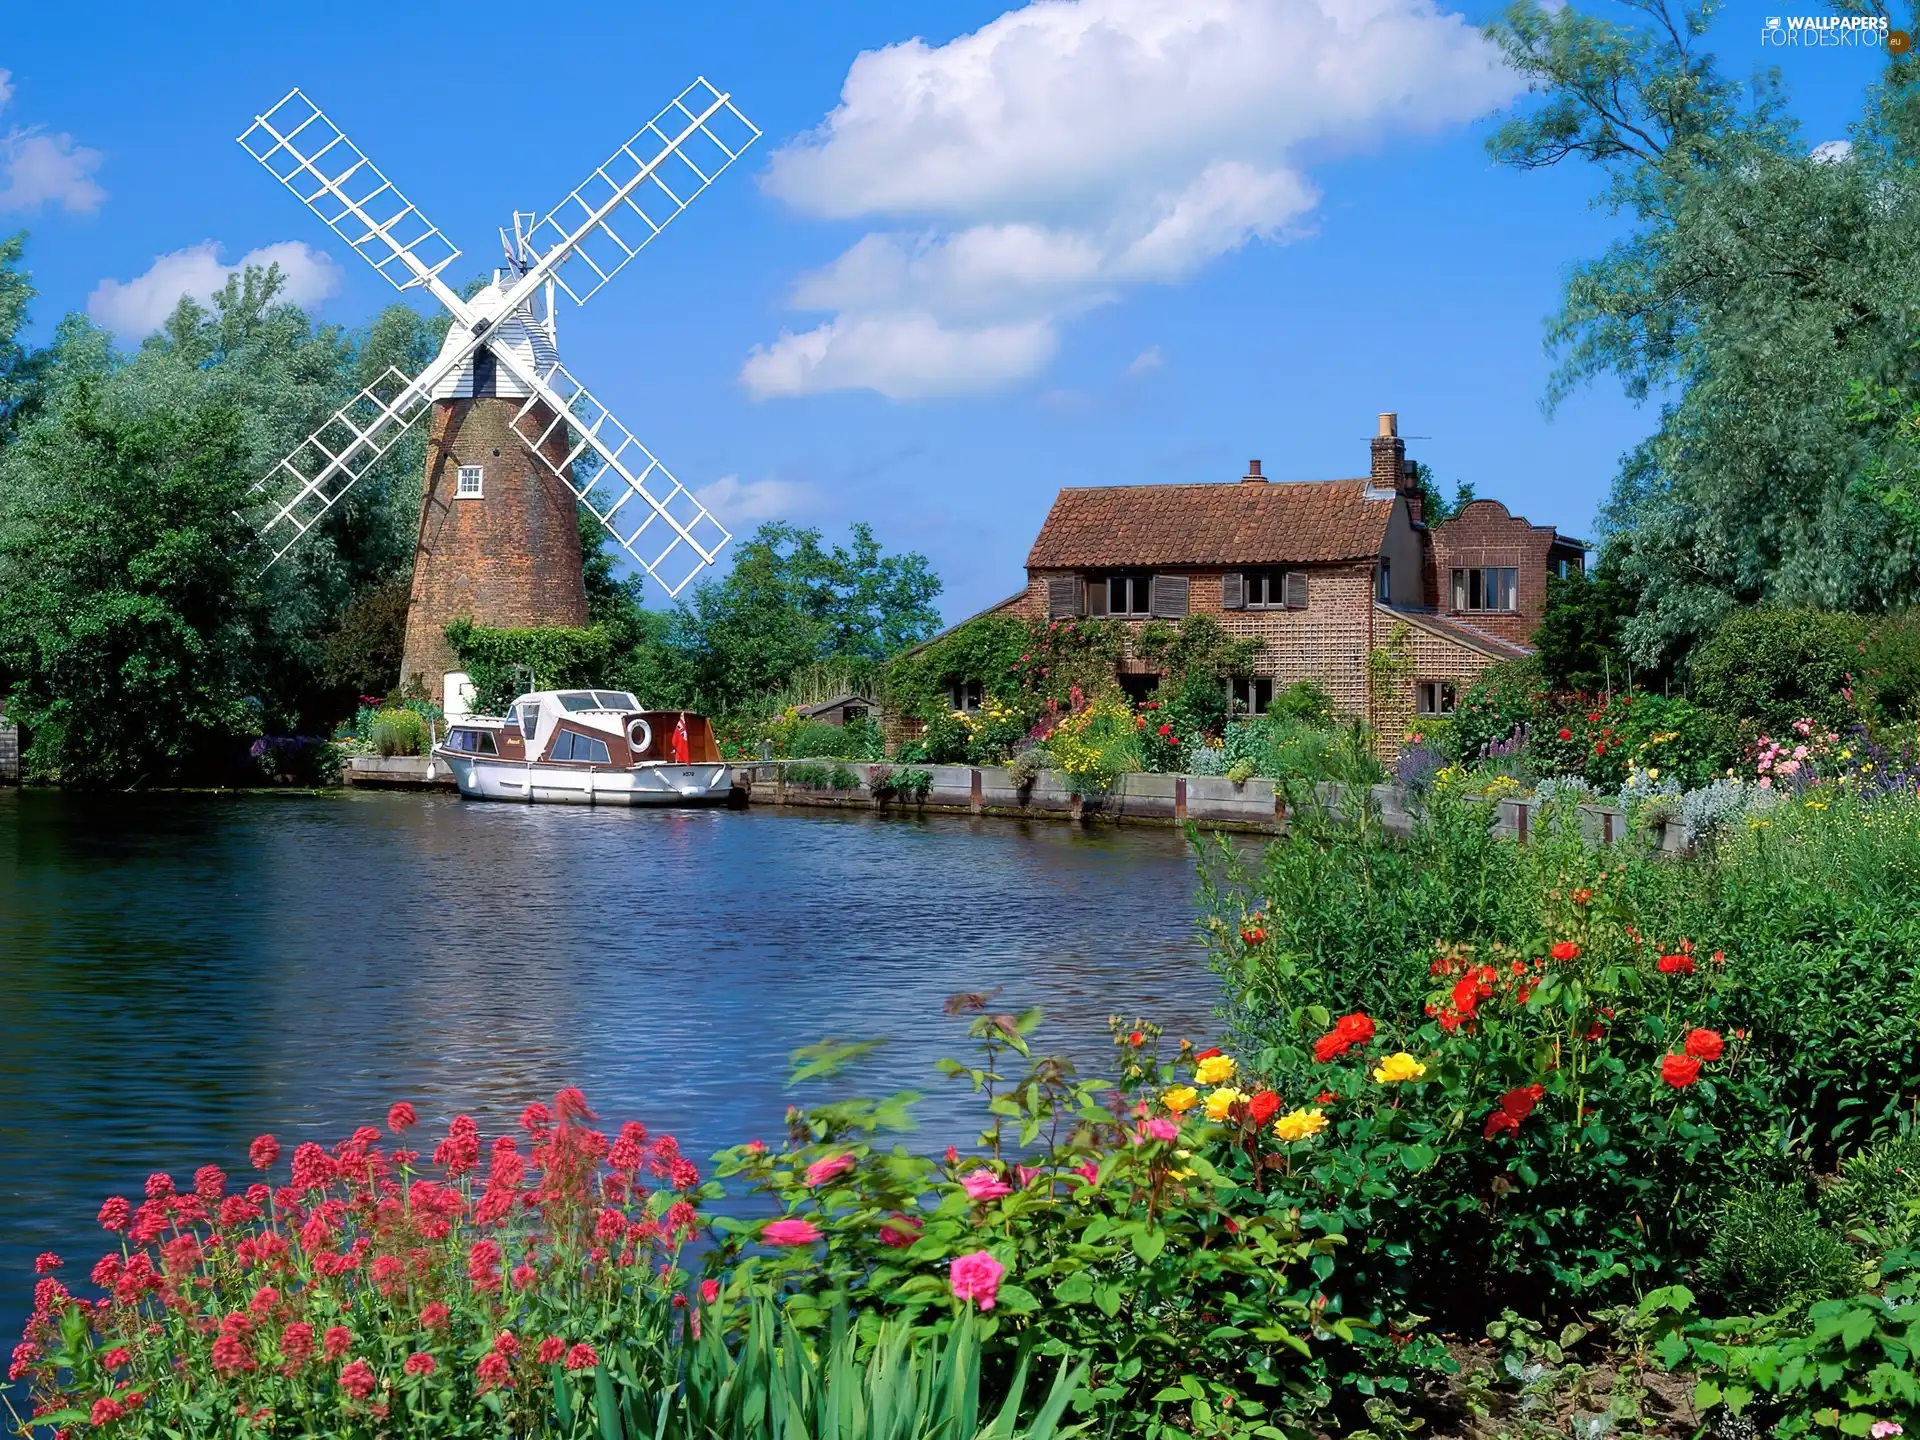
[1810,139,1852,165]
[1125,345,1165,377]
[747,0,1518,399]
[695,473,823,523]
[87,240,343,341]
[0,68,106,215]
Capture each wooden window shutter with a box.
[1087,576,1109,617]
[1150,573,1190,619]
[1046,575,1084,619]
[1221,572,1245,610]
[1283,571,1309,610]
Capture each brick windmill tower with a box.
[234,81,760,702]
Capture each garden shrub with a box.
[765,713,883,761]
[368,707,428,757]
[1690,609,1869,737]
[1040,697,1141,795]
[1698,1185,1863,1315]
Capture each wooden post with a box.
[1603,809,1617,846]
[1273,788,1287,834]
[1175,776,1188,823]
[970,768,982,816]
[1515,801,1530,845]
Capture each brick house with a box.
[1005,413,1584,754]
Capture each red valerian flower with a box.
[1550,941,1580,962]
[32,1253,60,1274]
[98,1196,131,1232]
[339,1358,376,1399]
[1684,1028,1725,1061]
[387,1103,417,1134]
[102,1347,132,1369]
[249,1136,280,1171]
[403,1352,436,1376]
[564,1343,599,1372]
[511,1265,536,1290]
[420,1303,449,1330]
[537,1337,566,1365]
[194,1165,226,1201]
[91,1397,126,1427]
[1661,1054,1702,1088]
[1571,888,1593,906]
[1657,953,1697,976]
[323,1326,352,1361]
[1247,1090,1281,1126]
[280,1324,314,1367]
[476,1351,512,1393]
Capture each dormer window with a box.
[456,465,484,499]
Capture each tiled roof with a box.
[1025,479,1394,569]
[1379,605,1535,661]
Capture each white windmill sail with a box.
[234,81,757,594]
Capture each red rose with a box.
[1558,728,1572,741]
[1484,1110,1520,1140]
[1656,953,1696,976]
[1684,1028,1724,1061]
[1660,1054,1701,1088]
[1550,941,1580,962]
[1247,1090,1281,1125]
[1499,1084,1544,1121]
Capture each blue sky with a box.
[0,1,1895,620]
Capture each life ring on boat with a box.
[626,717,653,754]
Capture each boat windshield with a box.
[556,690,639,711]
[556,692,599,712]
[593,691,639,710]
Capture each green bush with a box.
[1690,608,1869,735]
[368,707,428,757]
[1699,1185,1863,1315]
[776,716,883,761]
[443,618,614,713]
[1270,679,1336,727]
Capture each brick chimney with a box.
[1371,412,1422,523]
[1241,458,1266,484]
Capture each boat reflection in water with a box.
[434,689,731,805]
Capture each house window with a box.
[1107,573,1153,617]
[950,679,984,713]
[456,465,484,499]
[1451,566,1517,612]
[1415,681,1458,716]
[1377,559,1391,603]
[551,731,611,764]
[1552,554,1584,580]
[1231,676,1275,716]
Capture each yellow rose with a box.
[1194,1055,1236,1086]
[1203,1087,1245,1122]
[1372,1052,1427,1084]
[1162,1085,1199,1115]
[1272,1108,1328,1143]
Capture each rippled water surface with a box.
[0,789,1220,1330]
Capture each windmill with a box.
[236,80,759,701]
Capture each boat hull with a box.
[436,751,733,806]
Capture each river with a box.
[0,789,1221,1335]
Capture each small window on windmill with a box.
[456,465,484,499]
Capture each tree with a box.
[1407,460,1476,524]
[665,522,942,712]
[1530,549,1645,692]
[1485,0,1920,667]
[0,243,439,779]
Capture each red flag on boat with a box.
[671,713,690,764]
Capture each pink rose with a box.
[804,1153,855,1188]
[1074,1162,1099,1186]
[761,1218,823,1246]
[949,1251,1006,1311]
[1015,1165,1041,1189]
[960,1170,1011,1203]
[1143,1118,1179,1142]
[878,1213,922,1249]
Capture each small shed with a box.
[796,694,876,728]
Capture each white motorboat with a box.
[432,689,732,805]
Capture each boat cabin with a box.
[440,690,720,769]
